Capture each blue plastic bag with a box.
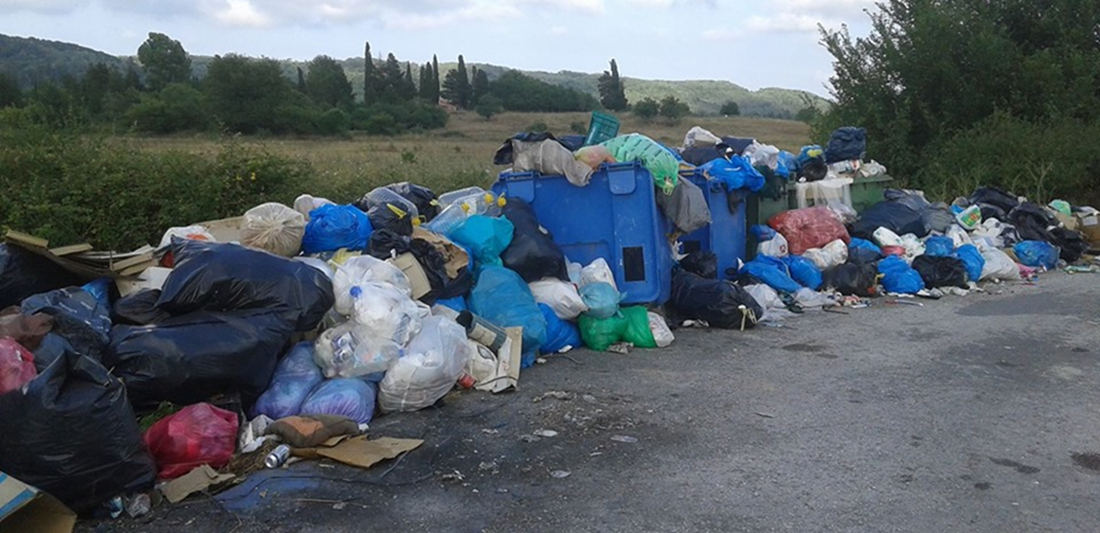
[924,236,955,257]
[22,286,112,359]
[955,244,986,282]
[467,266,547,368]
[700,155,765,192]
[538,304,581,354]
[579,282,622,319]
[252,342,324,420]
[848,238,882,255]
[751,224,778,242]
[797,145,824,167]
[435,296,467,313]
[740,255,801,294]
[777,150,799,177]
[878,255,924,294]
[1014,241,1058,269]
[450,215,514,268]
[302,204,373,255]
[298,378,377,425]
[781,255,823,290]
[81,278,112,307]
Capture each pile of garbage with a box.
[1,118,1097,528]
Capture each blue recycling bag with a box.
[468,266,546,368]
[302,204,373,254]
[878,255,924,294]
[1014,241,1058,269]
[252,342,324,420]
[538,304,581,354]
[955,244,986,282]
[740,255,802,294]
[700,155,765,192]
[924,236,955,257]
[450,215,514,268]
[781,255,823,290]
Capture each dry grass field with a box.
[122,111,811,202]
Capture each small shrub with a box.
[527,121,549,133]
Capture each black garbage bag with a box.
[21,286,111,360]
[0,346,156,515]
[112,289,172,326]
[824,126,867,163]
[922,203,956,234]
[799,157,828,182]
[104,310,295,407]
[656,178,712,234]
[367,229,412,259]
[156,240,334,331]
[386,182,440,222]
[850,201,928,240]
[365,202,414,237]
[680,144,730,166]
[825,262,879,297]
[680,251,719,279]
[1008,202,1059,243]
[969,186,1019,214]
[406,238,474,303]
[883,188,930,211]
[977,203,1007,222]
[1050,227,1090,263]
[668,270,763,329]
[911,255,968,289]
[847,246,884,265]
[500,198,569,283]
[32,332,70,371]
[0,244,84,309]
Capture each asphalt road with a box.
[86,272,1100,533]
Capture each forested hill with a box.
[0,33,828,118]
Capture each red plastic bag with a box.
[768,207,850,256]
[143,403,239,479]
[0,337,36,395]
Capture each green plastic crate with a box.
[583,111,620,146]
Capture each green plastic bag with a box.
[577,313,627,352]
[619,306,656,348]
[600,134,679,193]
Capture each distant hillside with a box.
[0,34,134,87]
[0,33,827,118]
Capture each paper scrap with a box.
[314,437,423,469]
[160,465,235,504]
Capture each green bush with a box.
[316,107,350,135]
[126,83,210,134]
[352,101,447,135]
[527,121,549,133]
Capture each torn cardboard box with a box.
[0,472,76,533]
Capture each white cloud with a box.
[745,0,876,36]
[746,13,824,34]
[211,0,271,28]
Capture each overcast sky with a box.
[0,0,877,96]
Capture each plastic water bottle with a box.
[424,203,468,236]
[364,187,419,221]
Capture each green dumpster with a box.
[745,182,794,260]
[849,174,895,214]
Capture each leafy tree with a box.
[136,32,191,91]
[305,55,353,109]
[403,62,417,100]
[0,72,23,108]
[296,67,306,93]
[471,68,490,107]
[442,55,471,109]
[633,97,659,120]
[363,41,381,104]
[487,70,598,112]
[126,83,209,133]
[659,95,690,122]
[476,94,503,120]
[204,54,312,134]
[720,100,740,116]
[794,106,819,123]
[431,55,440,104]
[418,62,433,101]
[378,53,405,102]
[598,59,628,111]
[316,108,350,135]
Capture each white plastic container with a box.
[439,187,503,217]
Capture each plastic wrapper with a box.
[580,258,617,289]
[802,239,848,270]
[450,215,515,267]
[620,306,656,348]
[0,337,37,395]
[299,378,377,425]
[333,255,412,314]
[647,312,674,348]
[580,282,622,319]
[781,255,823,290]
[293,194,335,219]
[878,255,924,294]
[21,286,112,360]
[825,262,879,297]
[157,240,334,331]
[105,310,294,406]
[313,322,403,378]
[680,251,718,279]
[955,244,986,283]
[240,202,306,257]
[386,182,441,222]
[529,278,587,320]
[347,282,423,347]
[252,342,324,420]
[379,315,471,412]
[911,255,969,289]
[301,204,373,255]
[738,255,801,294]
[468,266,547,368]
[669,270,763,329]
[500,198,569,282]
[0,348,155,514]
[539,304,582,353]
[768,207,850,256]
[143,403,238,479]
[1013,241,1058,270]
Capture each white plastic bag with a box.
[946,224,973,248]
[682,126,722,149]
[973,218,1012,248]
[873,227,904,248]
[349,282,422,346]
[794,288,834,308]
[528,278,588,320]
[379,315,471,412]
[158,225,215,249]
[293,257,335,280]
[313,322,403,378]
[333,255,412,314]
[240,202,306,257]
[647,312,674,348]
[757,231,789,258]
[566,261,583,285]
[293,194,335,219]
[980,248,1021,281]
[899,234,926,259]
[744,283,794,322]
[744,142,780,170]
[464,340,497,386]
[580,258,617,290]
[803,239,848,270]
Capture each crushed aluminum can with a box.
[265,444,291,469]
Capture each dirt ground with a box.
[80,272,1100,533]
